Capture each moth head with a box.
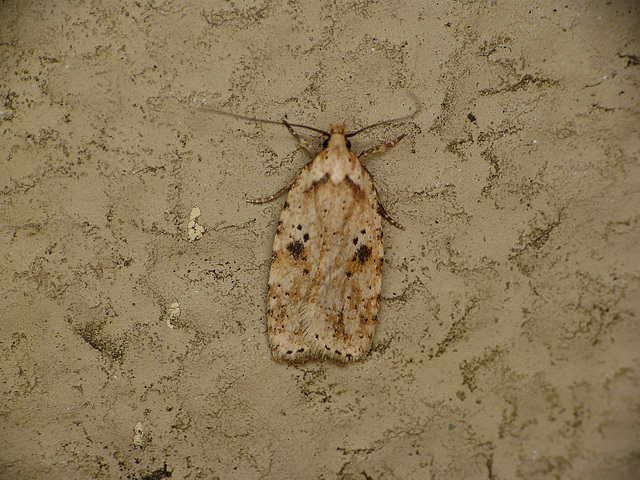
[323,135,351,150]
[324,124,350,149]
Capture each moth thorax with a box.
[327,124,347,148]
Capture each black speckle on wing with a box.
[286,240,305,260]
[354,244,372,264]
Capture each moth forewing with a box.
[266,124,391,363]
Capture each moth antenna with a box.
[198,106,330,136]
[346,92,422,138]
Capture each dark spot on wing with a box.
[286,240,305,260]
[354,244,372,264]
[297,225,302,230]
[303,233,309,242]
[344,175,365,199]
[361,229,366,234]
[311,173,330,188]
[353,237,358,245]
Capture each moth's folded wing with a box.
[305,169,383,362]
[266,165,323,363]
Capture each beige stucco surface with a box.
[1,1,639,478]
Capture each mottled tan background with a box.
[1,1,639,479]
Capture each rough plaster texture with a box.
[1,1,639,479]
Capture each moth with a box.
[201,97,419,363]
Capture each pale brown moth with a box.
[201,96,420,363]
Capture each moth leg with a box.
[247,175,297,204]
[358,134,406,161]
[282,119,315,156]
[248,121,311,204]
[363,165,405,230]
[378,201,404,230]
